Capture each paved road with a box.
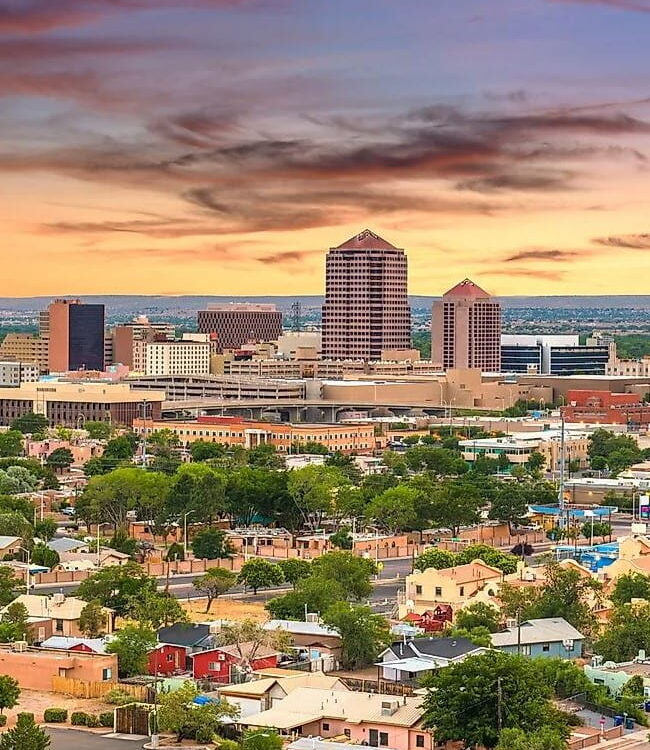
[48,728,145,748]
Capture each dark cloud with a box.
[458,170,574,193]
[594,234,650,248]
[503,248,581,262]
[484,267,565,281]
[0,0,255,34]
[254,249,323,266]
[43,218,225,240]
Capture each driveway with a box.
[48,728,147,748]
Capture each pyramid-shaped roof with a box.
[335,229,398,250]
[443,278,491,299]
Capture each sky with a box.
[1,0,649,297]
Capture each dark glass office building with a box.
[48,299,105,372]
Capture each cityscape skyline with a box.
[2,1,649,297]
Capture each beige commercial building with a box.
[432,279,501,372]
[0,361,39,386]
[111,315,176,372]
[144,340,211,377]
[0,381,165,427]
[0,333,49,373]
[321,229,411,360]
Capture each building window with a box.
[322,723,330,731]
[55,619,64,633]
[167,653,174,662]
[344,729,351,739]
[102,668,112,680]
[434,587,442,597]
[542,643,550,652]
[416,735,425,747]
[380,732,389,746]
[415,585,422,595]
[459,586,464,596]
[208,662,221,671]
[522,644,531,656]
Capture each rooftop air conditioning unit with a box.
[12,641,28,652]
[52,593,65,606]
[305,613,320,623]
[381,699,400,716]
[505,618,517,629]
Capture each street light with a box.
[183,510,195,559]
[18,546,31,593]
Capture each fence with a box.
[339,677,414,696]
[51,676,151,701]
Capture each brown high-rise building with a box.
[48,299,105,372]
[197,303,282,353]
[431,279,501,372]
[321,230,411,360]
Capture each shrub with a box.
[104,688,134,705]
[99,711,114,728]
[70,711,90,726]
[86,714,101,728]
[43,708,68,723]
[196,726,215,743]
[17,712,34,723]
[0,715,6,727]
[217,738,240,750]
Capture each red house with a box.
[148,644,187,676]
[190,641,280,683]
[402,606,453,633]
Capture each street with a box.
[47,728,144,748]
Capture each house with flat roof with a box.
[241,686,431,750]
[3,593,113,638]
[491,617,584,659]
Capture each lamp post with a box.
[183,510,195,559]
[18,546,31,593]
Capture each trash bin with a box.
[614,715,624,726]
[625,717,634,730]
[644,701,650,712]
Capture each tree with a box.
[33,518,57,541]
[488,485,529,533]
[531,563,602,635]
[294,441,328,455]
[31,543,59,570]
[190,440,226,462]
[0,495,33,523]
[225,467,292,527]
[126,590,189,629]
[158,680,238,742]
[84,421,112,440]
[526,451,546,476]
[496,728,565,750]
[0,602,29,642]
[404,445,466,475]
[79,600,108,638]
[217,619,290,666]
[10,412,48,436]
[193,567,236,613]
[243,729,283,750]
[0,467,38,494]
[326,452,362,484]
[422,651,569,749]
[366,486,419,533]
[456,544,519,574]
[277,558,311,589]
[0,431,23,458]
[0,511,33,547]
[0,675,20,714]
[238,558,284,594]
[0,712,50,750]
[596,601,650,662]
[287,465,347,531]
[429,480,481,535]
[46,447,74,473]
[329,528,353,550]
[191,528,234,560]
[106,624,157,677]
[247,443,285,469]
[443,624,493,647]
[611,572,650,606]
[0,566,20,606]
[266,576,345,620]
[580,521,611,539]
[415,548,457,571]
[310,551,376,600]
[165,542,185,562]
[323,602,391,669]
[77,562,157,616]
[455,602,501,633]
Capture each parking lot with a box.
[48,728,147,749]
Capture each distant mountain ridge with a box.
[1,294,650,313]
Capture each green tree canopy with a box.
[84,421,112,440]
[610,572,650,606]
[0,431,24,458]
[277,558,311,589]
[106,623,157,677]
[190,440,227,462]
[455,602,501,633]
[323,602,391,669]
[287,465,347,531]
[46,447,74,473]
[193,567,237,613]
[238,558,284,594]
[126,590,189,629]
[0,566,20,606]
[158,680,238,742]
[191,528,234,560]
[0,712,49,750]
[0,675,20,714]
[79,600,108,638]
[10,412,48,436]
[76,561,157,616]
[596,601,650,662]
[31,543,59,570]
[366,486,419,533]
[266,575,345,620]
[310,550,376,600]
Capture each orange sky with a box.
[2,0,649,296]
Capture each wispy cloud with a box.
[503,248,581,262]
[594,233,650,248]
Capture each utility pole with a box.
[497,677,503,733]
[558,411,566,530]
[140,398,148,467]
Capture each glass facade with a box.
[68,304,105,370]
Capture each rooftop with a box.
[491,618,585,648]
[334,229,398,251]
[443,278,491,299]
[5,594,109,621]
[264,619,340,639]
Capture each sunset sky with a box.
[2,0,649,297]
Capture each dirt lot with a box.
[4,690,109,726]
[181,597,267,622]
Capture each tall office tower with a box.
[431,279,501,371]
[197,303,283,353]
[48,299,105,372]
[321,229,411,360]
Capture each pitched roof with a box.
[443,278,491,299]
[6,594,106,620]
[157,623,213,648]
[242,686,424,730]
[491,618,585,648]
[386,636,483,661]
[0,536,20,549]
[200,641,280,661]
[47,538,89,554]
[334,229,398,251]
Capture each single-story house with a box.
[148,643,188,676]
[491,617,585,659]
[264,619,342,666]
[47,538,89,555]
[156,623,216,654]
[377,636,487,683]
[0,536,22,558]
[40,636,107,653]
[190,641,280,682]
